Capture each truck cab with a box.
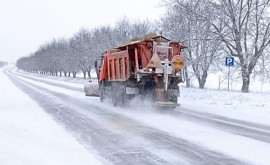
[95,54,108,84]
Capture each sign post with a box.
[225,57,234,91]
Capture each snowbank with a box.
[180,87,270,126]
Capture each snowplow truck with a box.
[95,34,186,108]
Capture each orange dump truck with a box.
[94,35,186,108]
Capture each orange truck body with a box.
[95,35,186,108]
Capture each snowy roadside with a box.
[179,87,270,126]
[16,66,270,127]
[15,67,97,86]
[0,67,103,165]
[12,68,88,88]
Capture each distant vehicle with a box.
[86,34,186,109]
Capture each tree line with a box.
[17,18,153,78]
[161,0,270,92]
[17,0,270,93]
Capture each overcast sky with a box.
[0,0,165,62]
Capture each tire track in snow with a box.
[170,109,270,143]
[7,71,249,165]
[7,69,83,92]
[7,72,170,165]
[9,68,270,144]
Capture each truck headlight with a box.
[149,68,153,72]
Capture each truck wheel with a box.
[118,86,126,107]
[111,84,118,107]
[100,82,105,102]
[100,92,105,102]
[170,96,178,103]
[112,96,117,106]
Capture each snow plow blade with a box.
[154,101,180,108]
[84,83,100,97]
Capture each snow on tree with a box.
[162,0,270,92]
[210,0,270,93]
[16,18,154,79]
[161,0,221,89]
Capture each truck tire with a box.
[100,81,105,102]
[118,86,126,107]
[111,84,118,107]
[112,96,117,106]
[111,83,126,107]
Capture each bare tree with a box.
[210,0,270,92]
[16,17,154,78]
[164,0,270,92]
[70,28,93,79]
[253,48,270,84]
[162,0,221,89]
[114,17,153,44]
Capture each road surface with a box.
[5,68,270,165]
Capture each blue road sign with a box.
[225,57,234,66]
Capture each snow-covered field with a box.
[0,66,103,165]
[180,87,270,126]
[2,65,270,165]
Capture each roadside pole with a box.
[228,66,230,91]
[225,57,234,91]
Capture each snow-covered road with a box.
[3,66,270,165]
